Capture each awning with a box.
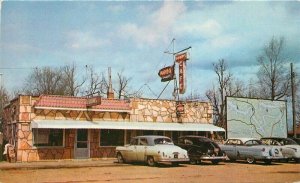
[31,120,225,132]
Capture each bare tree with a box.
[62,63,85,96]
[206,59,245,128]
[257,36,290,100]
[83,66,102,96]
[0,86,10,120]
[23,67,65,95]
[116,71,131,99]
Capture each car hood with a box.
[284,145,300,150]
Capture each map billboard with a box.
[226,97,287,139]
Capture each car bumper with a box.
[264,156,286,160]
[157,157,190,163]
[200,155,227,160]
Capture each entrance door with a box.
[74,129,89,159]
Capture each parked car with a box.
[116,135,189,166]
[176,136,226,165]
[261,137,300,163]
[219,138,284,164]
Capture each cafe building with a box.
[2,90,224,162]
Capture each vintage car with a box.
[261,137,300,163]
[176,136,227,165]
[219,138,284,164]
[116,135,189,166]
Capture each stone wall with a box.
[130,98,213,123]
[2,96,214,162]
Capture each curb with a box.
[0,159,129,170]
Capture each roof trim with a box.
[34,106,131,113]
[31,120,225,132]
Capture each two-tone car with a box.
[219,138,284,164]
[261,137,300,163]
[176,136,227,165]
[116,135,189,166]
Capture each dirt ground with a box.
[0,161,299,183]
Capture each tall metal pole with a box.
[291,63,296,138]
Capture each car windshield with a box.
[154,138,173,145]
[280,138,298,145]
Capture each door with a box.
[74,129,89,159]
[136,137,148,161]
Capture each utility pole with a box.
[291,63,296,138]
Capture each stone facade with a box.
[2,95,214,162]
[131,98,213,123]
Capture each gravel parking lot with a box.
[0,160,299,183]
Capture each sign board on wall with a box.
[226,97,287,139]
[86,96,101,107]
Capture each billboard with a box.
[226,97,287,139]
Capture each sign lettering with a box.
[158,65,174,82]
[175,52,189,63]
[178,60,186,94]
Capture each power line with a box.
[157,80,171,99]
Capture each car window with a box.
[272,140,282,145]
[130,138,138,145]
[154,138,173,145]
[184,139,193,145]
[226,139,235,145]
[139,138,148,146]
[261,139,271,145]
[281,139,297,145]
[236,140,243,145]
[245,140,261,146]
[178,138,184,144]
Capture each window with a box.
[130,138,138,145]
[33,129,64,147]
[100,129,124,146]
[154,138,173,145]
[139,138,148,145]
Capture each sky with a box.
[1,1,300,100]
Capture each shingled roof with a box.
[34,95,131,111]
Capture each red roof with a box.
[34,95,131,111]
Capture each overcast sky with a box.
[1,1,299,99]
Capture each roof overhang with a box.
[31,120,225,132]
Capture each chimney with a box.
[107,67,115,99]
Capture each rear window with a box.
[154,138,173,145]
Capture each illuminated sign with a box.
[158,65,174,82]
[178,61,186,94]
[86,96,101,107]
[175,52,189,63]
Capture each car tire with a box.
[190,159,197,165]
[212,160,220,165]
[285,158,289,163]
[229,158,236,162]
[117,153,125,163]
[246,156,255,164]
[264,159,272,165]
[172,162,179,166]
[147,156,156,167]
